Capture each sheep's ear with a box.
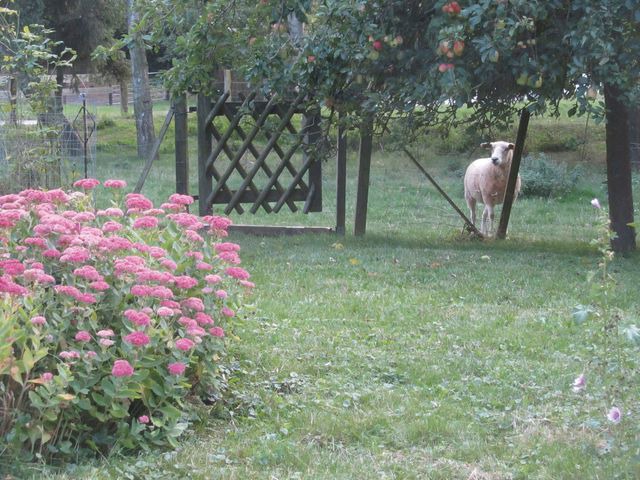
[508,143,515,150]
[480,142,492,148]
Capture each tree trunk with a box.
[8,76,17,125]
[287,12,304,48]
[119,80,129,115]
[629,106,639,170]
[603,83,636,253]
[53,68,65,114]
[127,0,155,159]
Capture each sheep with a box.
[463,141,521,236]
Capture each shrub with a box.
[520,153,582,198]
[0,180,254,461]
[97,116,116,129]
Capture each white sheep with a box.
[463,141,521,236]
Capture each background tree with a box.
[92,44,131,115]
[127,0,155,159]
[13,0,126,112]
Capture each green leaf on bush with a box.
[159,404,182,421]
[58,440,72,454]
[100,376,116,397]
[91,392,109,407]
[76,398,92,411]
[28,390,45,409]
[110,403,129,419]
[150,380,165,397]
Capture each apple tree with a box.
[245,0,638,251]
[143,0,638,250]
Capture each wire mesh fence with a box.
[0,92,97,194]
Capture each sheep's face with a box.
[481,141,515,166]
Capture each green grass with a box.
[17,103,640,480]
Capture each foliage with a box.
[92,45,131,84]
[142,0,637,137]
[0,180,254,461]
[0,3,78,191]
[12,0,127,66]
[519,153,581,198]
[0,4,75,113]
[567,199,637,447]
[136,0,259,97]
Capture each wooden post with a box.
[304,110,323,213]
[9,77,17,125]
[224,70,233,97]
[174,94,189,195]
[336,118,347,235]
[197,93,213,216]
[354,115,373,236]
[133,107,175,193]
[497,108,530,239]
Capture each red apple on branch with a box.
[453,40,465,56]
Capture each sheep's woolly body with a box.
[463,141,521,236]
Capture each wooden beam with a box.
[336,119,347,235]
[304,110,323,213]
[250,135,304,213]
[401,145,482,238]
[497,108,530,239]
[207,94,278,205]
[228,225,334,236]
[207,124,249,214]
[204,91,256,174]
[225,92,305,214]
[197,93,213,215]
[354,115,373,236]
[174,94,189,195]
[224,104,298,212]
[134,106,174,193]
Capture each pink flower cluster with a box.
[1,179,248,444]
[124,331,151,347]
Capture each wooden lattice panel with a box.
[197,92,322,216]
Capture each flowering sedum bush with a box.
[0,179,254,460]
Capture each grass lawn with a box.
[18,104,640,479]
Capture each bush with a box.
[520,153,582,198]
[0,180,254,461]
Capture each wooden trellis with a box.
[196,91,324,225]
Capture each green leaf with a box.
[159,404,182,421]
[91,392,109,407]
[21,347,35,372]
[110,402,129,418]
[100,376,116,397]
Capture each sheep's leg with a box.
[466,197,476,227]
[484,204,495,236]
[481,206,488,235]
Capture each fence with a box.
[0,96,97,194]
[60,72,168,106]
